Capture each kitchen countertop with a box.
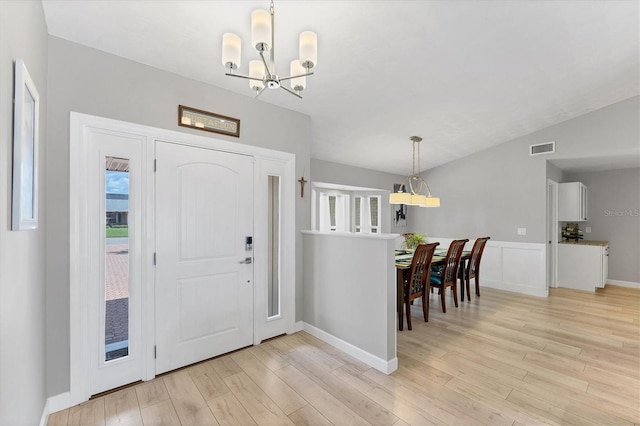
[559,240,609,246]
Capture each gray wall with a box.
[0,0,48,423]
[46,37,311,396]
[302,233,397,363]
[311,159,411,235]
[565,168,640,283]
[412,96,639,243]
[546,161,565,184]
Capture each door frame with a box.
[69,112,296,408]
[546,179,559,289]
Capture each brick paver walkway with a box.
[106,243,129,300]
[105,242,129,354]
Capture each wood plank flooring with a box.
[48,285,640,425]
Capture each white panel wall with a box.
[428,237,547,297]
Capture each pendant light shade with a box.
[423,196,441,207]
[290,60,307,92]
[221,33,241,70]
[251,9,271,50]
[249,60,265,91]
[389,191,412,205]
[299,31,318,69]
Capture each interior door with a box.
[155,141,254,374]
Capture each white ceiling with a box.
[41,0,639,175]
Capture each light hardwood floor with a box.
[48,285,640,425]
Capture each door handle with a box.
[239,257,253,264]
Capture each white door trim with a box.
[69,112,295,408]
[547,179,559,289]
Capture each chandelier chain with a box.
[412,141,416,175]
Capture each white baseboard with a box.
[39,399,50,426]
[607,279,640,289]
[302,322,397,374]
[482,279,549,298]
[47,391,74,414]
[292,321,304,333]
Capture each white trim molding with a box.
[606,280,640,289]
[303,322,398,374]
[39,399,49,426]
[46,392,72,414]
[293,321,304,333]
[68,112,297,411]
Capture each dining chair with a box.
[402,242,439,330]
[430,239,468,313]
[461,237,491,300]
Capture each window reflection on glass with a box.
[105,157,130,361]
[268,175,280,318]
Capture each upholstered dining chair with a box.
[461,237,491,301]
[430,239,468,313]
[403,242,439,330]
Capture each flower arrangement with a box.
[403,233,426,251]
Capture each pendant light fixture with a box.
[221,0,317,99]
[389,136,440,208]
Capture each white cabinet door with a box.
[557,244,602,291]
[559,182,587,222]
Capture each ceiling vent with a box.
[530,141,555,156]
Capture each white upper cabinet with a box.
[559,182,588,222]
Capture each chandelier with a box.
[389,136,440,208]
[221,0,317,99]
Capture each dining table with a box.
[395,248,472,331]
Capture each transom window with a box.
[312,182,385,234]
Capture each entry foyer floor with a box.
[48,286,639,425]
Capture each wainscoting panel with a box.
[428,237,548,297]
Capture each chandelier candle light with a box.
[389,136,441,208]
[221,0,317,99]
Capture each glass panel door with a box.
[104,156,130,361]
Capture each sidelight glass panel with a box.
[354,197,362,232]
[328,195,336,230]
[268,175,280,318]
[370,196,379,233]
[105,156,130,361]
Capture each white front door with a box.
[155,141,254,374]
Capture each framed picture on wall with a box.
[12,59,40,231]
[393,183,407,227]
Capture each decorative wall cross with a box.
[298,176,307,198]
